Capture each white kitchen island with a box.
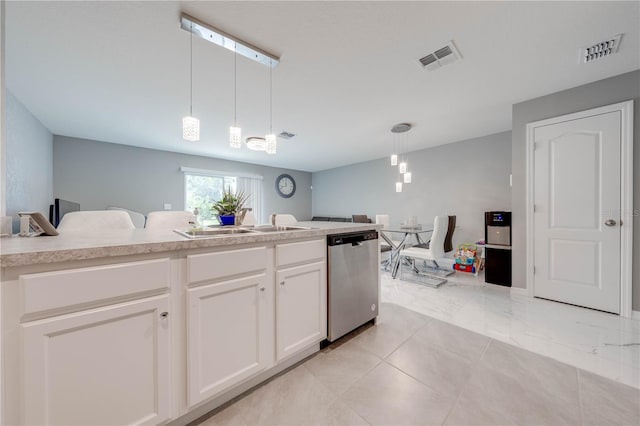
[0,221,381,426]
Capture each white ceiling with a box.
[5,1,639,172]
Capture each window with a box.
[182,167,263,226]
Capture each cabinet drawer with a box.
[276,239,325,268]
[20,258,171,318]
[187,247,267,284]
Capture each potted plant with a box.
[211,187,249,226]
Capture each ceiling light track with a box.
[180,13,279,68]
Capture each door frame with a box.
[525,100,634,317]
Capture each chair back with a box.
[107,206,147,228]
[444,215,456,253]
[429,216,449,259]
[240,211,257,226]
[57,210,135,233]
[375,214,390,229]
[145,211,196,230]
[270,214,298,225]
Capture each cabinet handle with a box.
[160,312,169,320]
[604,219,617,227]
[260,287,265,292]
[280,281,285,286]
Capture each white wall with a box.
[1,0,6,217]
[5,91,53,231]
[53,136,312,222]
[512,69,640,310]
[312,131,512,247]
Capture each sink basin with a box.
[175,228,256,239]
[251,225,315,233]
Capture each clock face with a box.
[276,174,296,198]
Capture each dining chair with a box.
[57,210,136,233]
[399,215,454,287]
[270,214,297,225]
[145,211,196,230]
[106,206,147,228]
[412,215,456,253]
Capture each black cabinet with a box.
[485,247,512,287]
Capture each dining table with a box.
[380,227,434,278]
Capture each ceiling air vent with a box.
[418,41,462,71]
[581,34,622,63]
[278,131,295,139]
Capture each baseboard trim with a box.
[632,310,640,320]
[510,287,528,297]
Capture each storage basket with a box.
[455,244,477,265]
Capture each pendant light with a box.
[182,24,200,142]
[390,123,412,192]
[265,60,277,154]
[229,43,242,148]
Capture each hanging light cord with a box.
[269,60,273,133]
[234,42,237,125]
[189,24,193,116]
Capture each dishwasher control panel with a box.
[327,230,378,246]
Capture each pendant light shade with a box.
[266,134,277,154]
[399,162,407,174]
[183,116,200,141]
[183,24,199,142]
[390,154,398,166]
[404,172,412,183]
[396,182,403,192]
[230,126,242,148]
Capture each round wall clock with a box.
[275,174,296,198]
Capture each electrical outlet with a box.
[163,203,172,210]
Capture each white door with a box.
[533,110,621,313]
[22,295,171,426]
[276,261,326,361]
[187,273,272,407]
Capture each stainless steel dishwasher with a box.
[326,230,379,342]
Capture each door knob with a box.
[160,312,169,320]
[604,219,617,227]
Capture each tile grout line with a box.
[440,337,494,425]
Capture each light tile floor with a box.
[383,270,640,389]
[197,273,640,426]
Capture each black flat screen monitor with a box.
[54,199,80,227]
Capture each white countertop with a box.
[0,221,382,268]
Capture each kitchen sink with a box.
[251,225,315,232]
[175,228,256,239]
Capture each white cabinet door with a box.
[276,261,327,361]
[187,273,272,407]
[22,295,171,426]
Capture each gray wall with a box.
[5,91,53,231]
[512,70,640,310]
[312,131,512,247]
[53,136,312,222]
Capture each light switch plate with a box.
[163,203,172,210]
